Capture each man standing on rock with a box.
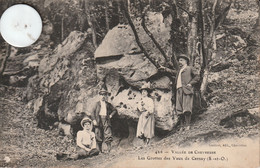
[159,54,199,131]
[90,88,117,153]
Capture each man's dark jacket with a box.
[91,101,117,127]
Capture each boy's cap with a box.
[81,117,92,128]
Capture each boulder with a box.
[95,12,173,89]
[220,109,259,128]
[97,53,158,87]
[94,25,135,58]
[29,31,98,129]
[93,12,177,131]
[211,61,232,72]
[94,12,171,60]
[58,122,72,136]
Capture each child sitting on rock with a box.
[56,117,99,160]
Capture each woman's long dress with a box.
[136,97,155,139]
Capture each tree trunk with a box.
[92,24,98,49]
[187,0,198,66]
[127,0,131,13]
[105,0,110,32]
[254,0,260,30]
[0,44,11,78]
[149,0,154,9]
[169,0,181,69]
[198,0,208,95]
[84,0,98,48]
[61,16,64,42]
[211,32,217,60]
[200,0,207,69]
[200,0,224,95]
[200,67,209,96]
[117,0,124,23]
[207,0,217,61]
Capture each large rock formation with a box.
[94,12,177,131]
[28,31,98,130]
[28,13,178,138]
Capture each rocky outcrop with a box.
[28,13,178,134]
[27,31,98,130]
[220,109,259,128]
[94,12,177,131]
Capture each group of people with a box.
[56,54,199,160]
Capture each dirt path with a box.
[0,94,258,168]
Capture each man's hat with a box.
[80,117,92,128]
[177,54,190,64]
[99,88,109,95]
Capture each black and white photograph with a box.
[0,0,259,167]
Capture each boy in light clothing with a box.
[74,117,99,158]
[56,117,99,160]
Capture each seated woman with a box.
[56,117,99,160]
[136,83,155,145]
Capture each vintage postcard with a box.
[0,0,259,167]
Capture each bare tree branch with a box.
[212,0,218,16]
[176,3,194,17]
[120,1,159,68]
[215,1,232,29]
[138,0,169,64]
